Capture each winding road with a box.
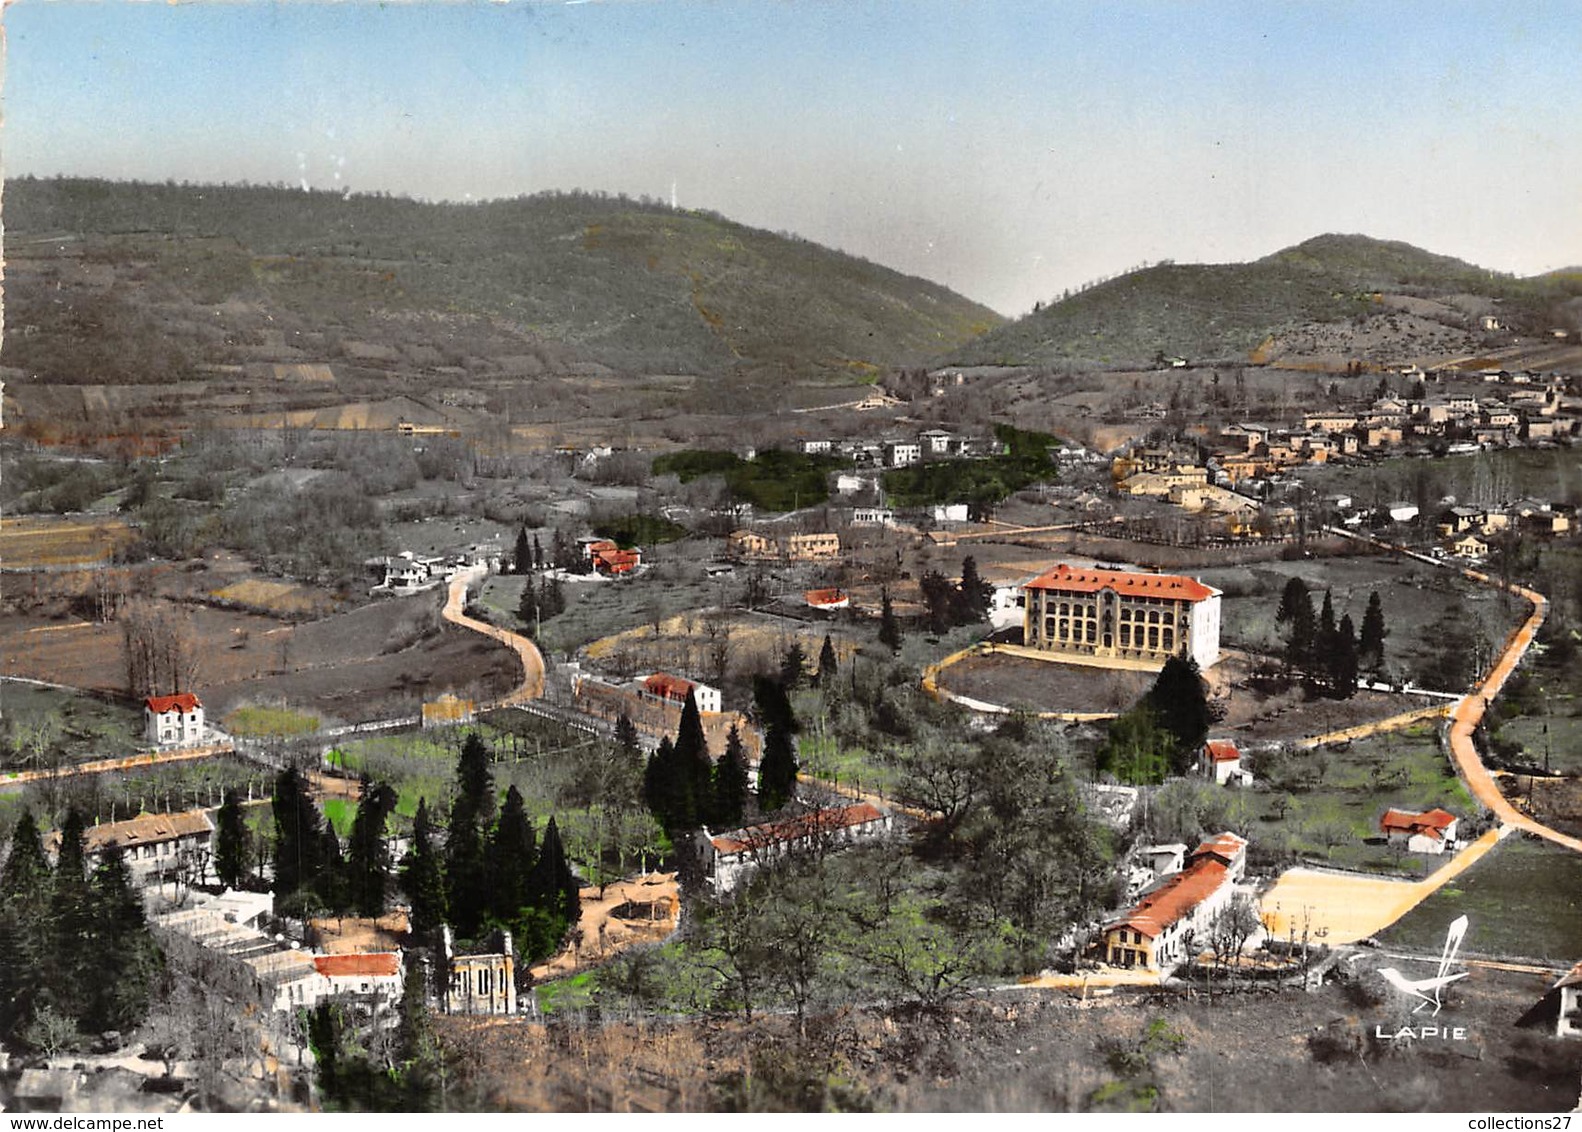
[443,567,546,706]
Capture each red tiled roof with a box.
[1023,563,1217,602]
[145,693,202,714]
[313,953,402,979]
[1191,831,1248,862]
[595,548,641,573]
[643,673,696,703]
[804,587,848,607]
[1205,740,1240,763]
[1107,858,1229,940]
[1380,808,1457,839]
[711,803,884,856]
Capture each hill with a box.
[946,233,1582,370]
[2,177,1001,435]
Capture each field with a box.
[0,515,136,569]
[0,565,521,725]
[1249,723,1477,872]
[209,578,337,618]
[1379,834,1582,964]
[0,679,145,769]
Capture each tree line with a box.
[0,809,163,1053]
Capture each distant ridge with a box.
[5,176,1002,384]
[945,233,1582,369]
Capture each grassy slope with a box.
[947,233,1582,369]
[5,176,1001,381]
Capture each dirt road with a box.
[443,567,546,706]
[528,872,680,983]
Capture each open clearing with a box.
[0,515,135,569]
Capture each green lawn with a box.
[1379,834,1582,963]
[1250,723,1476,873]
[0,680,145,771]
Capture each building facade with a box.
[144,693,205,746]
[1022,564,1221,670]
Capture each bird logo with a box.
[1378,915,1469,1016]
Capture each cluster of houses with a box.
[572,669,762,762]
[798,427,1005,470]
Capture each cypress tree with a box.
[1334,614,1361,700]
[780,642,807,689]
[488,785,537,920]
[345,780,398,918]
[712,723,750,829]
[878,587,902,652]
[1277,577,1315,671]
[527,817,580,928]
[398,798,446,938]
[444,799,487,940]
[0,813,53,1040]
[817,634,839,686]
[514,526,532,575]
[754,676,798,812]
[643,736,686,833]
[214,788,250,889]
[673,690,711,827]
[531,534,544,572]
[1360,590,1387,668]
[50,808,95,1023]
[954,555,993,623]
[82,847,162,1034]
[517,578,540,630]
[614,713,641,762]
[455,733,495,823]
[272,765,326,898]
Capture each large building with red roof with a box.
[1101,831,1247,973]
[1021,563,1221,670]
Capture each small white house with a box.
[1380,807,1459,855]
[1199,739,1252,786]
[144,692,205,746]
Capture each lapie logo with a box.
[1374,915,1471,1041]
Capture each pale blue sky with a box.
[5,1,1581,315]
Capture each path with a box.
[0,739,237,794]
[528,872,680,983]
[442,567,546,707]
[1259,826,1508,944]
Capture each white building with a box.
[144,692,205,746]
[1022,563,1222,671]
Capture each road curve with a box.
[443,567,546,707]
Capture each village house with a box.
[313,953,405,1018]
[47,808,216,886]
[884,440,922,468]
[144,692,205,746]
[727,528,841,562]
[152,907,325,1014]
[919,428,954,455]
[804,587,850,611]
[1022,563,1221,671]
[1198,739,1252,787]
[1379,807,1460,854]
[1452,532,1489,559]
[641,672,723,714]
[1100,832,1248,973]
[573,674,761,761]
[700,802,893,894]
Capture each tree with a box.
[643,736,688,834]
[878,587,902,652]
[513,525,532,575]
[817,634,839,687]
[1275,576,1314,670]
[526,816,580,928]
[1359,590,1387,669]
[517,576,540,629]
[398,798,446,938]
[780,641,808,689]
[81,847,162,1034]
[919,571,956,635]
[614,713,641,762]
[454,733,495,823]
[674,690,712,826]
[1095,705,1175,785]
[755,677,799,812]
[0,813,53,1041]
[214,788,250,889]
[1145,656,1213,774]
[344,780,398,918]
[1332,613,1360,700]
[712,723,751,829]
[488,785,537,921]
[953,555,993,623]
[272,765,327,899]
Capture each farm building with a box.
[1379,808,1459,855]
[1022,564,1221,671]
[144,692,205,746]
[46,808,215,886]
[1100,832,1247,974]
[700,802,893,894]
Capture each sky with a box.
[4,0,1582,316]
